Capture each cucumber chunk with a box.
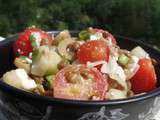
[3,69,37,90]
[58,38,75,60]
[118,54,129,66]
[31,46,62,76]
[79,30,90,40]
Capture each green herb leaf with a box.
[45,75,55,89]
[19,56,28,60]
[29,34,37,48]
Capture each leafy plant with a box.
[0,0,160,47]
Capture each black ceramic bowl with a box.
[0,31,160,120]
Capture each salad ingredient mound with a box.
[2,26,157,100]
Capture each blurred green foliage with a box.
[0,0,160,46]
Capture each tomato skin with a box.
[13,27,52,56]
[131,58,157,94]
[77,40,110,64]
[24,27,53,46]
[94,28,117,44]
[53,65,107,100]
[13,32,33,56]
[91,67,108,99]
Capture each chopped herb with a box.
[29,34,37,48]
[44,75,55,89]
[15,52,20,56]
[46,75,54,82]
[29,34,35,41]
[90,32,103,40]
[19,56,28,60]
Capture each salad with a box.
[2,26,157,100]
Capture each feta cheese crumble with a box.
[3,69,37,90]
[107,89,127,99]
[131,46,149,59]
[124,55,140,80]
[90,32,103,40]
[101,56,126,81]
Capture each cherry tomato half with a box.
[77,40,110,64]
[13,27,52,56]
[131,58,157,94]
[53,65,108,100]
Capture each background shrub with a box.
[0,0,160,47]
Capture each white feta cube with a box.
[3,69,37,90]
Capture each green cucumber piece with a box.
[32,49,42,63]
[31,46,62,76]
[118,54,129,66]
[79,30,90,40]
[45,75,55,89]
[57,38,74,60]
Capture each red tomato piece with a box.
[77,40,110,64]
[24,27,53,46]
[53,65,108,100]
[13,27,52,56]
[13,32,33,56]
[131,58,157,94]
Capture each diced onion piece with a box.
[125,65,139,80]
[131,46,149,59]
[54,30,71,45]
[3,69,37,90]
[107,37,113,46]
[14,57,31,73]
[124,56,140,80]
[101,56,126,81]
[57,38,75,60]
[90,32,103,40]
[87,60,106,68]
[101,56,127,90]
[55,30,71,40]
[107,89,127,99]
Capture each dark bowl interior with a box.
[0,31,160,120]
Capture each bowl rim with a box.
[0,31,160,106]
